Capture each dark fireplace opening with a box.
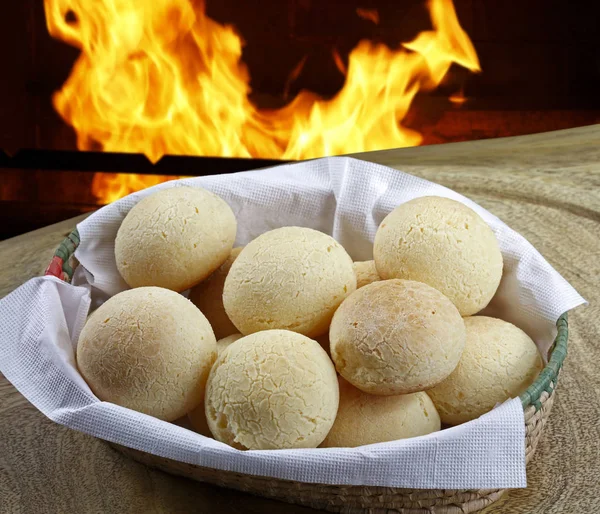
[1,0,599,240]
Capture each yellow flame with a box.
[449,89,468,105]
[45,0,480,203]
[90,173,185,204]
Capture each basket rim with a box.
[45,227,568,413]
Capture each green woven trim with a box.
[520,313,568,410]
[54,228,80,281]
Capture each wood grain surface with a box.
[1,125,599,513]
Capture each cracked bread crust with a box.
[115,186,237,292]
[321,378,440,448]
[204,330,339,450]
[373,196,503,316]
[77,287,217,421]
[189,247,243,339]
[223,227,356,338]
[188,333,244,437]
[216,333,243,354]
[353,260,381,289]
[428,316,544,425]
[330,279,466,395]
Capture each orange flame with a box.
[90,173,185,205]
[283,55,308,100]
[332,48,348,77]
[449,89,468,106]
[356,8,380,25]
[44,0,480,204]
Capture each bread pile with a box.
[77,187,543,450]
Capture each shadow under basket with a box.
[47,229,567,514]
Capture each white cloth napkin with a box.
[0,157,585,489]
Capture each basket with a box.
[46,228,567,513]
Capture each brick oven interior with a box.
[1,0,599,240]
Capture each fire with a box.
[90,173,184,205]
[44,0,480,204]
[449,89,468,106]
[356,8,380,25]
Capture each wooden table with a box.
[1,125,599,513]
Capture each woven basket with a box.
[46,228,568,514]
